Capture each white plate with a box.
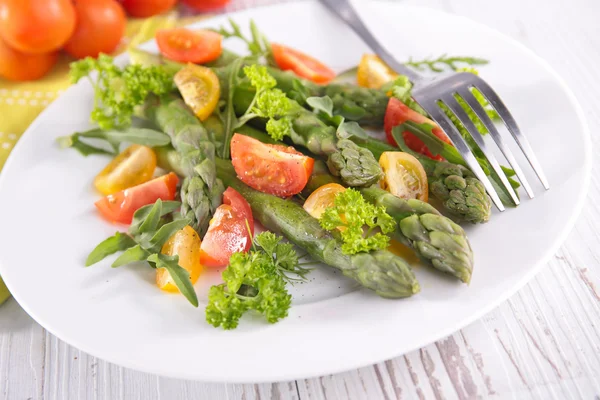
[0,1,591,383]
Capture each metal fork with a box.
[319,0,550,210]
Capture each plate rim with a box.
[0,0,592,383]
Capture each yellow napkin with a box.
[0,12,211,306]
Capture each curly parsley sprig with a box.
[319,189,396,255]
[205,231,309,330]
[70,54,175,130]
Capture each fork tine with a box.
[416,97,506,211]
[470,79,550,190]
[457,87,535,198]
[441,93,520,205]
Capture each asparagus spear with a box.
[351,131,492,223]
[143,95,224,235]
[215,158,420,298]
[305,161,474,283]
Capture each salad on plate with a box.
[58,19,520,330]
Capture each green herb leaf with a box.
[306,96,334,117]
[129,201,180,236]
[148,254,199,307]
[138,199,163,234]
[221,57,244,158]
[145,219,191,252]
[111,245,150,268]
[86,232,137,266]
[319,188,396,255]
[56,134,116,157]
[70,54,175,130]
[337,121,368,139]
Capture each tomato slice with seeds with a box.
[199,187,254,268]
[230,133,315,197]
[384,97,452,161]
[271,43,336,84]
[95,172,179,224]
[156,28,222,64]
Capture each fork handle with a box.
[319,0,423,82]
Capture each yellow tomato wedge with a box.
[387,239,420,265]
[94,144,156,195]
[157,226,203,293]
[379,152,428,202]
[174,64,220,121]
[357,54,398,89]
[303,183,346,219]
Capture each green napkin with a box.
[0,276,9,306]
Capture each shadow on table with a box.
[0,298,36,333]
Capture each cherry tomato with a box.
[230,133,315,197]
[94,145,156,196]
[156,28,222,64]
[157,226,202,293]
[95,172,179,224]
[384,97,452,161]
[64,0,126,59]
[121,0,176,17]
[379,152,428,202]
[271,43,336,84]
[303,183,346,220]
[357,54,398,89]
[174,64,220,121]
[0,37,57,81]
[181,0,231,12]
[0,0,75,54]
[199,188,254,268]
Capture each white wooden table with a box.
[2,0,599,398]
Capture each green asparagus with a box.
[143,95,224,235]
[305,161,474,283]
[215,158,419,298]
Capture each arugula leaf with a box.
[86,199,199,306]
[144,219,191,253]
[111,245,150,268]
[86,232,136,266]
[148,254,199,307]
[129,201,180,236]
[57,126,171,157]
[319,189,396,255]
[306,96,367,139]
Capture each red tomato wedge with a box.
[271,43,336,84]
[230,133,315,197]
[199,187,254,268]
[156,28,222,64]
[384,97,453,161]
[95,172,179,224]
